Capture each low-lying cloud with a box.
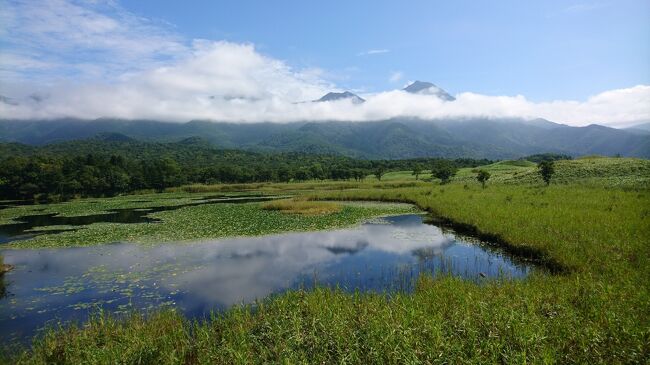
[0,0,648,127]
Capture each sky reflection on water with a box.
[0,214,533,343]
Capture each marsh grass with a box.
[261,198,342,215]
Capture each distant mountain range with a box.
[312,81,455,103]
[2,82,647,159]
[2,117,648,159]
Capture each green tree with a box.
[142,158,182,191]
[255,168,273,182]
[18,183,39,199]
[412,164,423,180]
[352,169,366,182]
[276,167,292,183]
[309,164,325,180]
[374,166,385,181]
[538,160,555,186]
[293,168,310,182]
[476,169,490,188]
[104,167,130,195]
[431,160,457,184]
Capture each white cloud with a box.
[358,49,390,56]
[0,0,186,81]
[3,62,648,126]
[564,3,607,13]
[389,71,403,83]
[0,0,648,127]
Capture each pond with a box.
[0,214,536,344]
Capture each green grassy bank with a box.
[3,157,650,363]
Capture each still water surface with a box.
[0,214,534,343]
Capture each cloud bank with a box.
[0,0,648,127]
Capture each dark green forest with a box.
[0,136,493,200]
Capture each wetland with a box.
[1,214,534,343]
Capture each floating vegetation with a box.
[2,197,417,248]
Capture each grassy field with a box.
[454,156,650,188]
[3,157,650,363]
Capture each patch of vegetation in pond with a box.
[1,201,417,248]
[0,214,538,343]
[0,192,261,225]
[0,195,289,245]
[192,192,271,200]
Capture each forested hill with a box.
[2,118,649,159]
[0,135,492,200]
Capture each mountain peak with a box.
[403,81,455,101]
[315,91,365,104]
[177,136,212,146]
[93,132,134,142]
[403,81,435,92]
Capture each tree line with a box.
[0,140,492,200]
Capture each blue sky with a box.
[0,0,648,126]
[119,0,649,100]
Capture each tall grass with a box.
[261,198,343,215]
[311,184,650,276]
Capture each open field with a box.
[453,156,650,188]
[2,157,650,363]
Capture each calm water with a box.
[0,214,535,343]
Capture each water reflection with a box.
[0,214,534,343]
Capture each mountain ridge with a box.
[1,118,648,159]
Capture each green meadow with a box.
[1,157,649,364]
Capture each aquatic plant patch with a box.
[3,201,417,248]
